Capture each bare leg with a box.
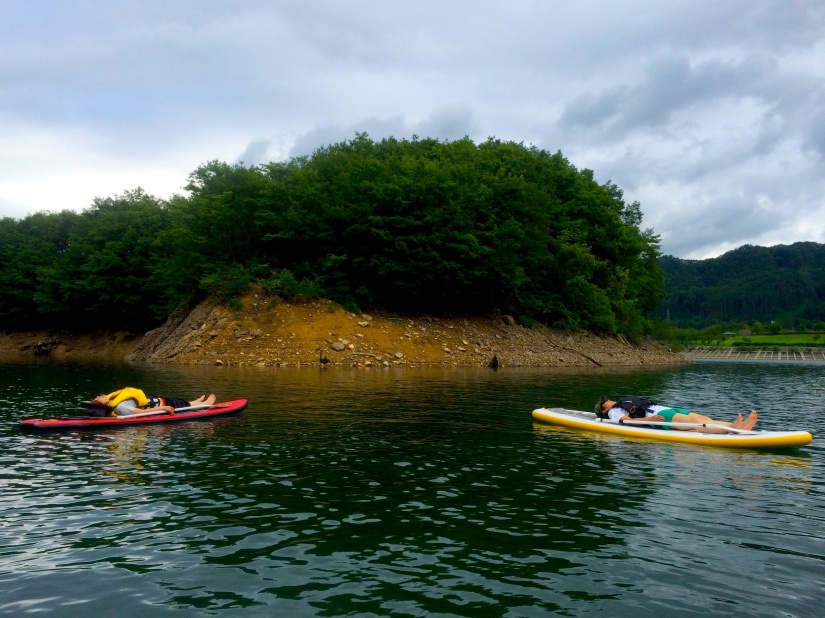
[671,412,734,434]
[187,394,216,406]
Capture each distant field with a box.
[720,334,825,347]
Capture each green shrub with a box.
[261,269,323,300]
[200,264,252,309]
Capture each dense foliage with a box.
[0,135,663,336]
[659,242,825,329]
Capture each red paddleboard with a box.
[19,399,248,430]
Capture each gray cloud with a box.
[0,0,822,259]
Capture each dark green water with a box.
[1,360,823,617]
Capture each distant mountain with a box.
[658,242,825,328]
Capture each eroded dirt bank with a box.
[1,294,685,368]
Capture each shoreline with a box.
[1,296,687,368]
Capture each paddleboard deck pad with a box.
[19,399,248,431]
[532,407,812,449]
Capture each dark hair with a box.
[81,401,113,417]
[594,395,609,418]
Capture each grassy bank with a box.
[723,334,825,348]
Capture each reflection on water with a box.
[1,360,823,616]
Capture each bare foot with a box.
[732,413,744,429]
[741,410,758,431]
[205,394,216,405]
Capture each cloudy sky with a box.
[2,1,823,258]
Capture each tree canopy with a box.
[0,135,663,336]
[659,242,825,329]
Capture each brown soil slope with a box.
[128,294,683,367]
[0,331,140,360]
[1,294,684,368]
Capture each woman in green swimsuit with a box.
[596,397,758,433]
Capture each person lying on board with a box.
[595,395,758,434]
[87,388,216,417]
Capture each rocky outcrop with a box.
[125,301,234,363]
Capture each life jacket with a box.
[598,395,658,420]
[613,395,658,418]
[105,388,163,410]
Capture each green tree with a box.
[660,242,825,328]
[35,189,171,330]
[0,135,666,337]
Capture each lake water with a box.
[1,359,823,617]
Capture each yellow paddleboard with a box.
[532,408,813,449]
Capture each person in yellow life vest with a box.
[90,388,216,416]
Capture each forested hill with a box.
[0,135,663,338]
[659,242,825,328]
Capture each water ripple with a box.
[1,362,823,615]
